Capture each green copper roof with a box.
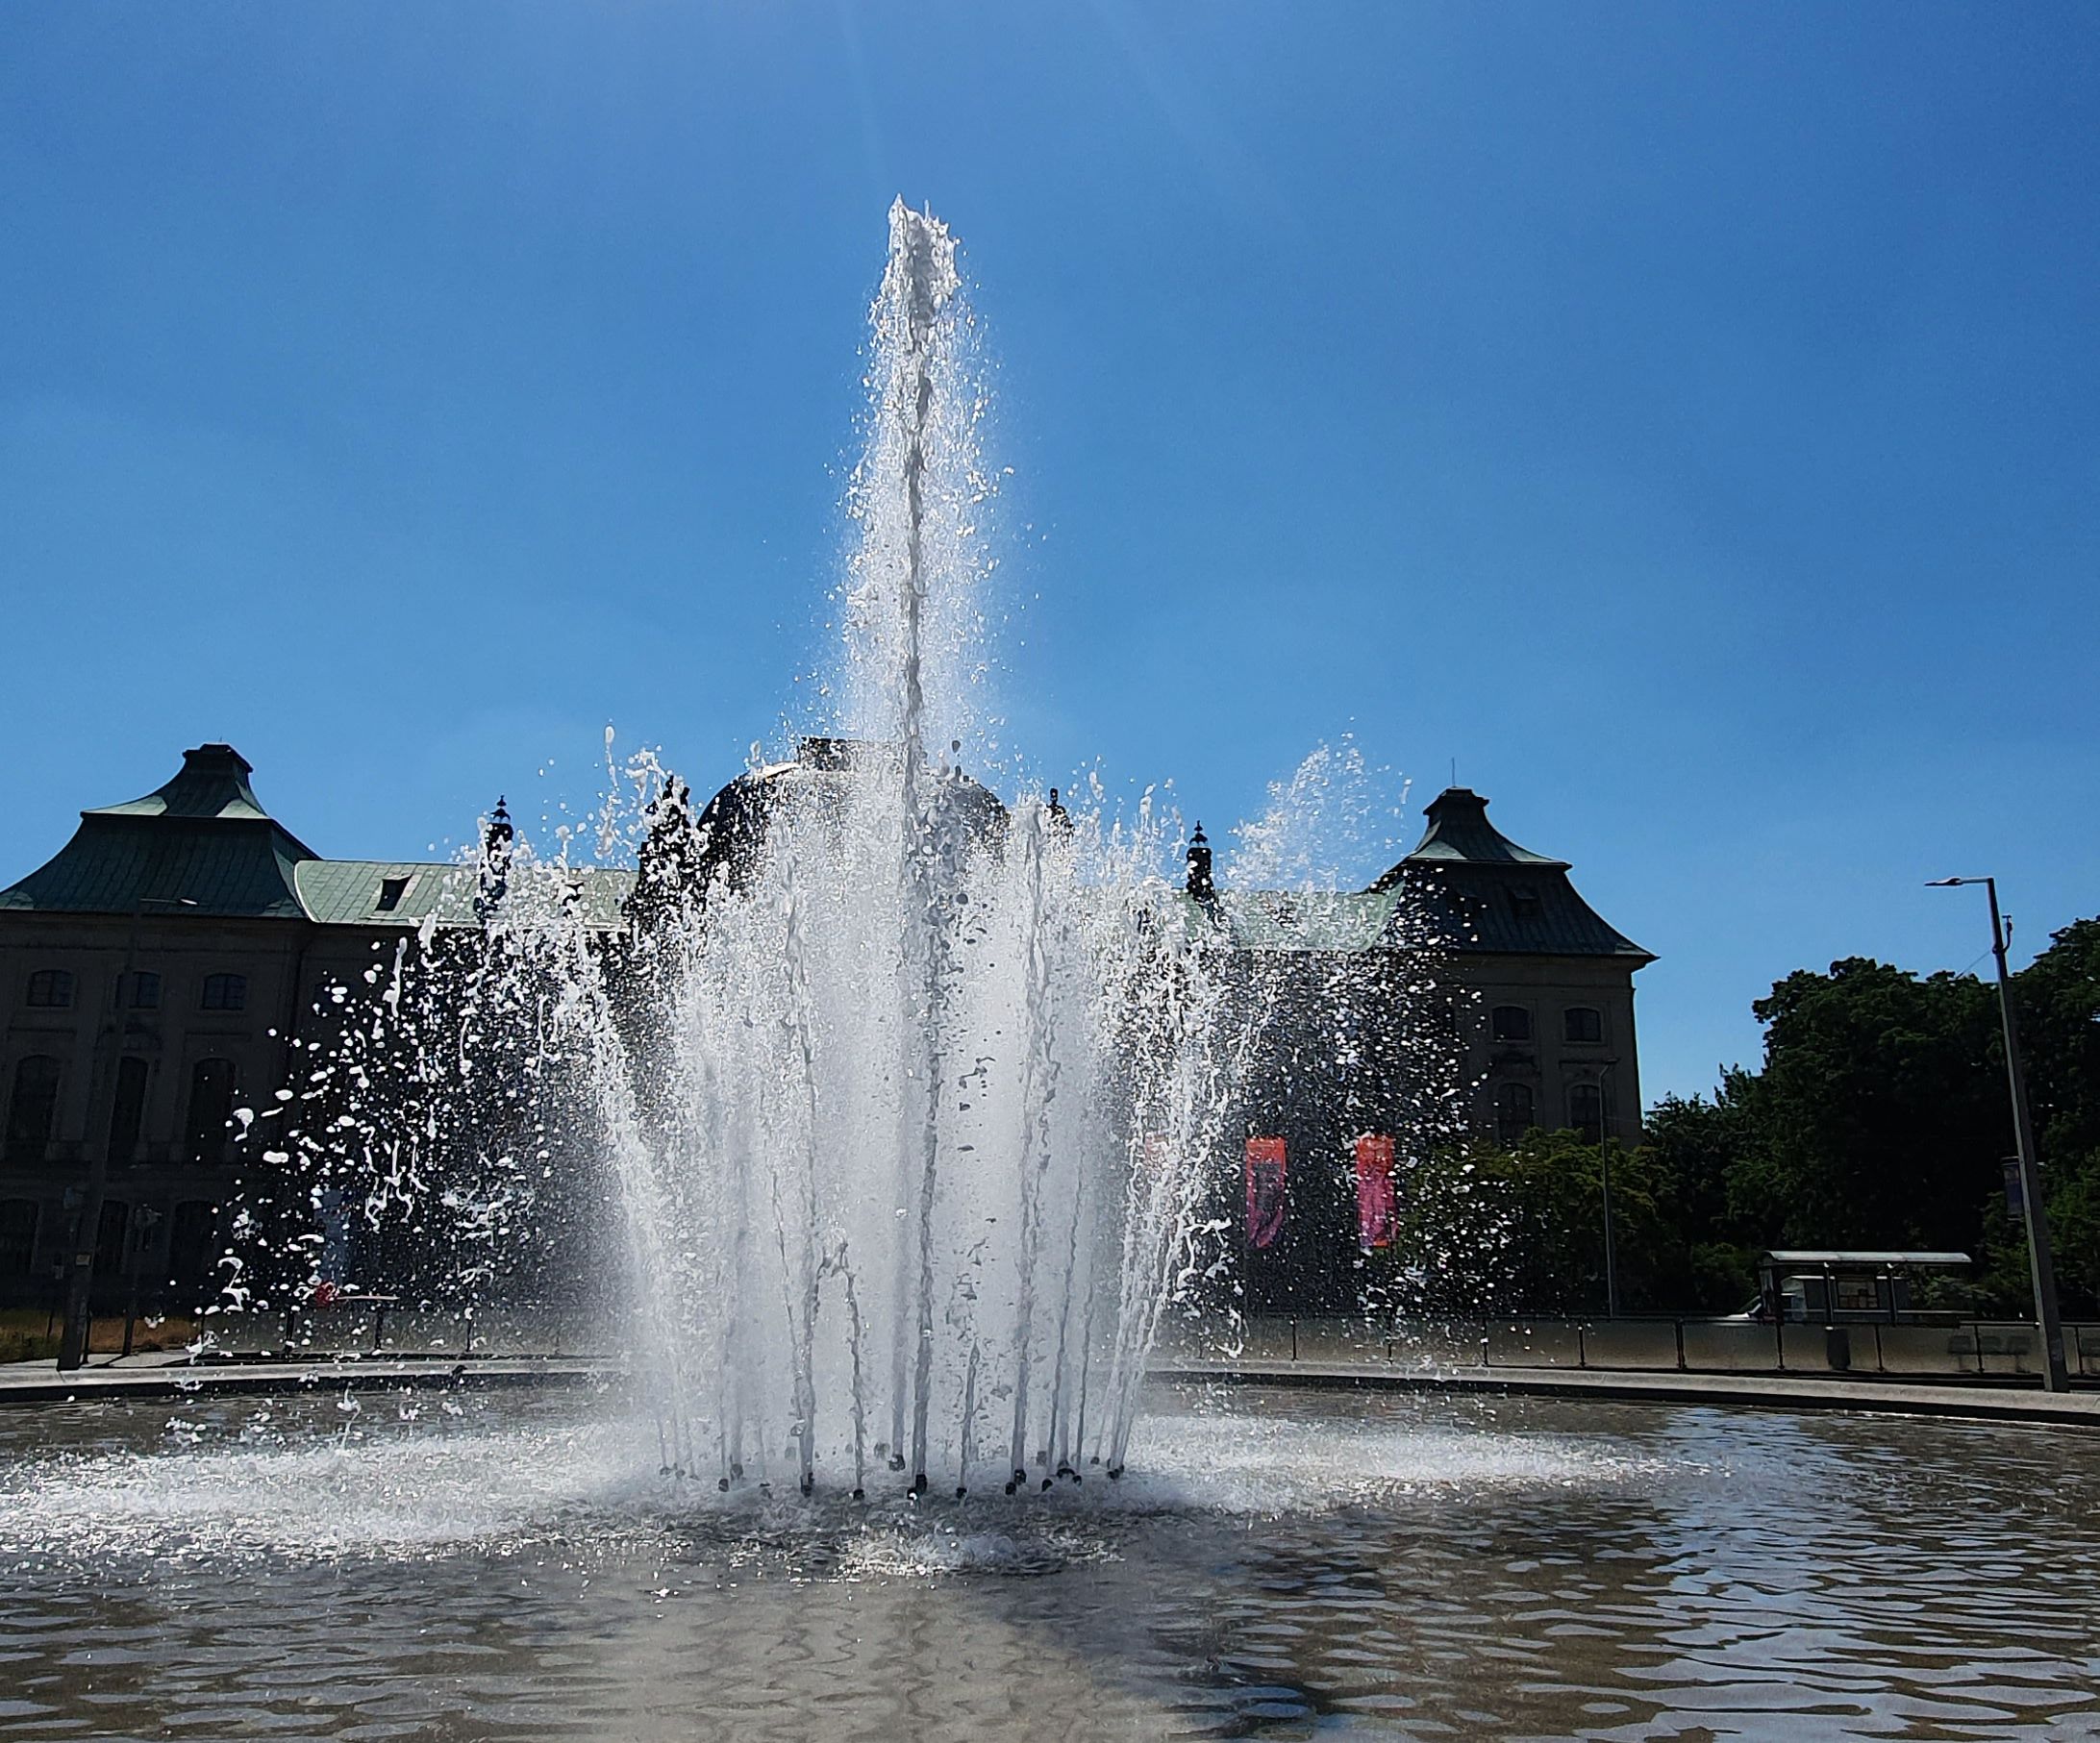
[85,742,308,840]
[1,744,318,919]
[1186,888,1411,954]
[1347,787,1654,962]
[1391,787,1564,869]
[294,860,481,927]
[294,859,636,930]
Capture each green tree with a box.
[2007,920,2100,1313]
[1727,958,2004,1252]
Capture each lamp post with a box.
[57,893,194,1371]
[1926,876,2068,1392]
[1598,1059,1619,1320]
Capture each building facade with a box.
[1380,786,1651,1151]
[0,743,1648,1311]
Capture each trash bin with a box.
[1826,1327,1852,1372]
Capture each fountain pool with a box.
[2,1384,2097,1739]
[16,204,2095,1741]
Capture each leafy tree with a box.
[2009,919,2100,1313]
[1388,1130,1680,1315]
[1727,958,2004,1252]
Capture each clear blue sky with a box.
[3,5,2095,1107]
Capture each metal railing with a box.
[1161,1314,2100,1383]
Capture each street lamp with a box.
[1598,1059,1619,1320]
[57,893,196,1372]
[1927,876,2069,1392]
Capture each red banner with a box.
[1245,1137,1287,1250]
[1355,1133,1396,1251]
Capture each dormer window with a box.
[375,875,412,912]
[1508,884,1542,920]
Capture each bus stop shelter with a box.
[1757,1250,1972,1323]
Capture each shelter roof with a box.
[1760,1250,1973,1269]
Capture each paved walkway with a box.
[1153,1356,2100,1429]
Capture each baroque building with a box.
[0,742,1648,1312]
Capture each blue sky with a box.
[2,5,2094,1106]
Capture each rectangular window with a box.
[1836,1276,1881,1313]
[108,1057,149,1160]
[0,1199,37,1275]
[131,971,161,1009]
[25,969,73,1008]
[1490,1005,1532,1043]
[200,974,247,1012]
[1563,1007,1603,1044]
[5,1057,62,1159]
[1494,1082,1536,1149]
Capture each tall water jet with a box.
[583,201,1248,1494]
[232,203,1256,1497]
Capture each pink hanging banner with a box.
[1355,1133,1396,1251]
[1245,1137,1288,1250]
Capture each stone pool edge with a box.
[5,1351,2099,1431]
[1150,1358,2100,1430]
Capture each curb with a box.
[0,1359,618,1406]
[1147,1361,2100,1431]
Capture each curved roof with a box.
[691,736,1008,893]
[1393,787,1563,868]
[1,744,319,919]
[1369,787,1653,963]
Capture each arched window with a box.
[168,1201,219,1290]
[1563,1007,1603,1044]
[1568,1082,1605,1145]
[1490,1005,1532,1043]
[1494,1082,1535,1148]
[94,1198,131,1276]
[25,969,73,1008]
[184,1058,237,1162]
[0,1199,38,1275]
[5,1056,62,1159]
[108,1057,149,1161]
[199,974,247,1012]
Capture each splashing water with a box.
[232,205,1254,1502]
[602,203,1252,1496]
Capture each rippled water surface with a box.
[2,1382,2096,1740]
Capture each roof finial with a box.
[1186,821,1214,903]
[477,795,514,920]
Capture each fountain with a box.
[603,203,1259,1498]
[6,205,2099,1743]
[245,201,1252,1500]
